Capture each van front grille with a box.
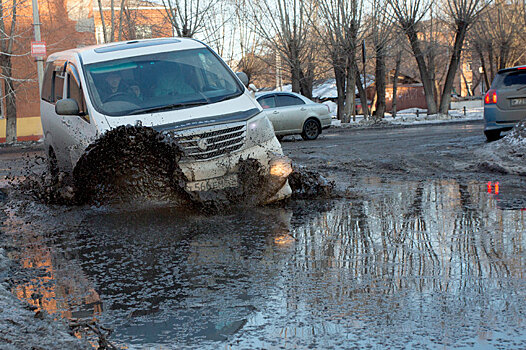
[167,123,246,161]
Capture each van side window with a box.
[41,63,53,102]
[53,71,65,102]
[67,67,88,121]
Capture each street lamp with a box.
[479,66,485,95]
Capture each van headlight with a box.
[245,113,276,148]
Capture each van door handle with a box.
[300,107,307,111]
[273,111,279,114]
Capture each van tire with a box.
[301,119,321,140]
[484,130,501,142]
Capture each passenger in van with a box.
[153,64,195,97]
[127,83,143,101]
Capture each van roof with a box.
[47,37,206,64]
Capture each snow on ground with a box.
[330,107,484,127]
[329,106,525,175]
[475,120,526,175]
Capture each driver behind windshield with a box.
[103,72,128,95]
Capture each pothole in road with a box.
[2,178,525,349]
[10,126,334,210]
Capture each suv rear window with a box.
[491,71,526,88]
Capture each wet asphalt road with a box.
[1,120,526,349]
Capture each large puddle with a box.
[2,178,526,349]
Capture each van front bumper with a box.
[180,136,292,203]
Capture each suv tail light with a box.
[485,89,497,104]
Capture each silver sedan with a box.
[256,91,332,140]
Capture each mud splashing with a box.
[17,126,334,208]
[20,125,191,206]
[73,125,190,205]
[288,165,335,199]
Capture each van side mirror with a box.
[236,72,249,87]
[55,98,80,116]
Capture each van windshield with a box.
[83,48,243,116]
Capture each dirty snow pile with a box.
[476,120,526,176]
[330,107,483,127]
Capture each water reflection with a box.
[5,178,526,349]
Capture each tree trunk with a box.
[498,41,509,70]
[97,0,108,43]
[110,0,115,41]
[1,0,17,143]
[392,51,401,118]
[475,43,490,90]
[405,26,438,114]
[3,58,16,143]
[299,65,313,99]
[290,62,301,93]
[343,58,356,123]
[117,0,126,40]
[355,63,369,117]
[439,23,468,114]
[374,45,386,119]
[488,43,495,83]
[334,63,345,121]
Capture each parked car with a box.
[255,91,332,140]
[40,38,292,203]
[484,65,526,141]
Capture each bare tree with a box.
[391,50,402,117]
[248,0,315,95]
[315,0,364,121]
[162,0,219,38]
[389,0,486,114]
[97,0,108,42]
[470,0,525,85]
[200,0,236,61]
[233,0,263,82]
[370,0,394,119]
[0,0,21,142]
[438,0,487,113]
[388,0,439,114]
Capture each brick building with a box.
[0,0,172,142]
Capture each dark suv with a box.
[484,66,526,141]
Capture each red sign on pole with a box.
[31,41,46,58]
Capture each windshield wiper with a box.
[129,101,208,115]
[213,91,243,104]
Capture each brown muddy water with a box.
[2,177,526,349]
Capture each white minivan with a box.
[40,38,292,203]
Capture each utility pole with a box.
[31,0,44,93]
[362,39,367,119]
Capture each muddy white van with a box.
[40,38,292,203]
